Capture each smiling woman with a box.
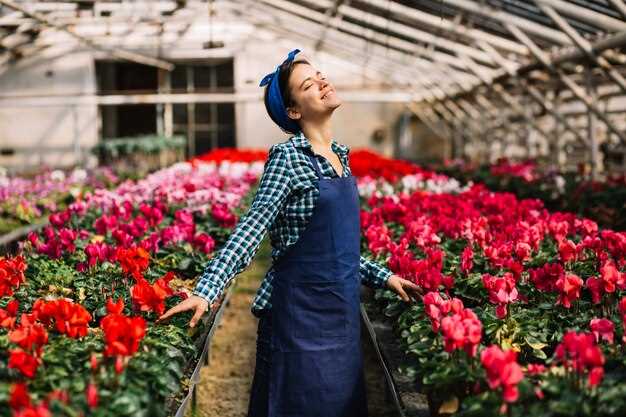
[158,48,421,417]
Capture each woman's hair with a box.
[263,58,310,134]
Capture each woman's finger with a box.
[157,299,191,322]
[189,304,206,328]
[403,279,422,292]
[395,285,410,302]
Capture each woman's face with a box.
[286,61,342,124]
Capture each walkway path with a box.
[188,238,396,417]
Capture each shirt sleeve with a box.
[359,255,393,289]
[193,145,291,304]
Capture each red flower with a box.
[211,203,237,228]
[106,297,124,315]
[525,363,546,375]
[86,383,99,409]
[600,261,625,293]
[590,318,614,344]
[481,345,524,403]
[558,239,578,263]
[100,298,147,357]
[482,273,519,319]
[9,314,48,353]
[585,276,603,304]
[90,353,98,371]
[130,272,176,315]
[116,246,150,280]
[32,299,91,338]
[192,233,216,254]
[529,263,563,293]
[0,299,19,329]
[9,383,31,409]
[440,308,482,357]
[555,331,605,387]
[514,242,531,262]
[8,349,41,378]
[0,255,27,297]
[84,242,115,269]
[460,245,473,273]
[555,273,583,308]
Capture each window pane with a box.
[194,130,214,156]
[217,103,234,125]
[171,65,188,91]
[217,126,236,148]
[173,104,188,125]
[194,66,212,90]
[195,103,213,124]
[216,60,234,89]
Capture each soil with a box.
[186,239,398,417]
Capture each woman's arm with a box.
[193,145,291,304]
[158,144,291,327]
[360,256,423,302]
[359,255,393,289]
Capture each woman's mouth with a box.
[321,89,334,100]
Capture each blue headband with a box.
[259,48,302,134]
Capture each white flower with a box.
[50,170,65,181]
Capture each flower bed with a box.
[438,158,626,231]
[0,157,264,416]
[0,167,121,236]
[360,170,626,416]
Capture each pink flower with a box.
[590,318,614,344]
[482,273,519,319]
[440,308,482,357]
[480,345,524,403]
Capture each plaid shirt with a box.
[193,131,393,316]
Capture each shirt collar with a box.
[289,131,349,156]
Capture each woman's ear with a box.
[286,106,301,121]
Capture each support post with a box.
[586,67,600,180]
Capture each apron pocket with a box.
[291,281,348,339]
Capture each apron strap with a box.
[307,152,323,180]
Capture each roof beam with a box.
[536,0,626,32]
[477,40,590,147]
[256,0,495,75]
[608,0,626,19]
[225,1,431,92]
[360,0,528,56]
[506,22,626,145]
[0,0,175,71]
[536,2,626,94]
[305,0,505,66]
[438,0,572,45]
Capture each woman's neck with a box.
[301,118,333,151]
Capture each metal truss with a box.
[0,0,625,174]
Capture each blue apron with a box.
[248,150,367,417]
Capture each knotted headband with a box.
[259,48,302,134]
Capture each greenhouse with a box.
[0,0,625,416]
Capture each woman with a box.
[158,48,422,417]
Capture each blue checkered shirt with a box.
[193,131,393,316]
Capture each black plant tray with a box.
[360,302,429,417]
[169,285,233,417]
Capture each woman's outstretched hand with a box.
[156,295,215,328]
[386,274,423,303]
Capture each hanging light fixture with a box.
[203,0,224,49]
